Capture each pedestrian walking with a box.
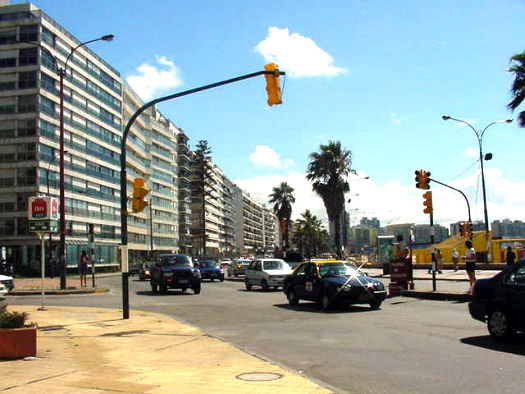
[452,249,459,271]
[436,249,444,273]
[462,240,477,294]
[79,250,89,287]
[506,245,516,266]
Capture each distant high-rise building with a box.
[491,219,525,239]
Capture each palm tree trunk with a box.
[334,213,342,258]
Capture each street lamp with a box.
[57,34,114,290]
[441,115,513,262]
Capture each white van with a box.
[244,259,292,291]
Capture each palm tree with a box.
[306,140,355,258]
[295,210,324,258]
[508,51,525,127]
[268,182,295,252]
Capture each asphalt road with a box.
[8,275,525,394]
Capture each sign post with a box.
[28,196,59,311]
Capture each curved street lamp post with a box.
[442,115,512,262]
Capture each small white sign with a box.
[28,196,59,221]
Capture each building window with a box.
[17,143,36,161]
[0,97,15,114]
[0,28,17,45]
[19,48,37,66]
[19,119,36,137]
[18,94,36,113]
[17,167,36,186]
[0,119,15,138]
[19,24,38,42]
[40,95,55,115]
[19,71,37,89]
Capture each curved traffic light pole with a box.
[428,177,471,223]
[120,69,285,319]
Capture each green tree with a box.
[306,140,355,258]
[508,51,525,127]
[268,182,295,252]
[192,140,215,257]
[295,210,325,258]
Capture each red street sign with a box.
[31,198,47,219]
[51,199,58,217]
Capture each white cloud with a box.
[249,145,294,169]
[234,168,525,229]
[126,56,183,101]
[254,27,345,78]
[462,147,478,157]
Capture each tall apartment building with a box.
[0,3,179,273]
[262,206,278,255]
[491,219,525,239]
[0,3,123,272]
[177,130,192,254]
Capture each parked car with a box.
[129,262,140,276]
[0,282,7,299]
[283,260,387,310]
[220,259,232,269]
[138,262,153,281]
[0,274,14,292]
[244,259,292,291]
[229,259,252,277]
[198,259,224,281]
[150,254,201,295]
[468,259,525,340]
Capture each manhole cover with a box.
[236,372,282,382]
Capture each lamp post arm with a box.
[63,38,102,72]
[447,116,481,143]
[429,178,471,222]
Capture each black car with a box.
[469,259,525,340]
[150,254,201,295]
[283,260,387,310]
[198,260,224,281]
[129,262,140,276]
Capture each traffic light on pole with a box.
[264,63,282,106]
[465,221,472,238]
[459,222,465,236]
[420,170,431,189]
[423,191,433,214]
[281,218,287,234]
[132,178,149,213]
[415,170,422,189]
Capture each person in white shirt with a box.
[452,249,459,271]
[462,240,476,294]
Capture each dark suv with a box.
[469,259,525,340]
[150,254,201,295]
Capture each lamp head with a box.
[101,34,115,42]
[442,115,451,121]
[505,119,513,123]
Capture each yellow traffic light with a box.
[132,178,149,213]
[465,221,472,238]
[420,170,431,190]
[280,218,287,233]
[264,63,282,106]
[423,191,432,214]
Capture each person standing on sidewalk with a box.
[462,240,477,294]
[506,246,516,267]
[452,249,459,271]
[79,251,89,287]
[436,249,444,273]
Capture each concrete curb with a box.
[7,288,109,296]
[402,289,472,302]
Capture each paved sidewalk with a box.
[1,305,331,394]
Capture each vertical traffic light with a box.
[423,191,433,214]
[465,221,473,238]
[132,178,149,213]
[420,170,431,189]
[415,170,422,189]
[264,63,282,106]
[459,222,465,236]
[280,217,287,234]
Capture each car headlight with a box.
[144,270,150,275]
[193,270,201,277]
[219,268,224,273]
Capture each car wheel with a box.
[488,309,515,340]
[234,273,238,277]
[160,283,168,295]
[287,288,299,306]
[193,283,201,294]
[320,292,331,310]
[261,279,270,292]
[245,278,252,291]
[219,275,224,282]
[181,287,187,293]
[369,300,382,310]
[151,282,158,294]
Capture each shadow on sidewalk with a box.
[461,334,525,355]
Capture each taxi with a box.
[282,259,387,310]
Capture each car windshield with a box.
[199,260,218,268]
[160,255,193,268]
[319,263,359,277]
[263,260,286,270]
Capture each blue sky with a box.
[32,0,525,227]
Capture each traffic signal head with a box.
[465,221,472,238]
[415,169,431,189]
[280,217,287,233]
[132,178,149,213]
[264,63,282,106]
[423,191,432,214]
